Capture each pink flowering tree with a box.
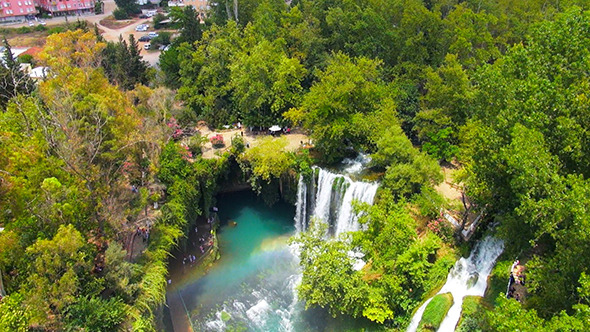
[167,117,183,140]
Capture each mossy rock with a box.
[418,293,454,331]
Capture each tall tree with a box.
[178,21,243,127]
[101,34,148,90]
[230,37,306,127]
[0,39,35,108]
[285,53,388,162]
[170,6,204,45]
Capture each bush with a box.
[15,26,32,34]
[48,26,66,34]
[427,218,455,243]
[230,134,245,155]
[18,54,34,65]
[187,134,204,156]
[210,134,224,148]
[113,8,129,20]
[456,296,487,332]
[419,293,453,331]
[34,24,47,32]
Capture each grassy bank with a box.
[418,292,453,331]
[455,296,489,332]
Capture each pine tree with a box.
[0,38,34,108]
[127,34,148,88]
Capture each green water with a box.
[169,190,379,332]
[173,190,299,331]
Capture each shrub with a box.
[210,134,224,148]
[230,135,245,155]
[187,135,204,156]
[427,217,455,243]
[16,26,32,34]
[456,296,486,332]
[18,54,34,65]
[113,8,129,20]
[48,26,66,34]
[34,24,47,32]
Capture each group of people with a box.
[136,226,150,243]
[182,254,198,266]
[507,260,526,301]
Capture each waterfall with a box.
[407,236,504,332]
[295,167,378,235]
[335,180,378,235]
[294,175,307,233]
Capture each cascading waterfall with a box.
[407,236,504,332]
[193,164,379,332]
[295,167,379,235]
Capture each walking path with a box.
[197,124,310,159]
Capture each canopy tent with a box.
[269,125,282,132]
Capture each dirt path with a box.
[434,164,463,202]
[197,125,309,159]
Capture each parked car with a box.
[38,21,46,26]
[135,24,148,32]
[138,35,151,42]
[144,43,151,50]
[148,32,158,38]
[28,21,34,27]
[139,14,148,19]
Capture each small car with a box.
[144,43,151,50]
[38,21,46,25]
[138,35,151,42]
[148,32,158,38]
[139,14,148,19]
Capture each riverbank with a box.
[166,215,220,332]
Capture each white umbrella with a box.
[269,125,282,132]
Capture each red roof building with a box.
[36,0,96,16]
[0,0,37,22]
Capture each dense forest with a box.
[1,0,590,330]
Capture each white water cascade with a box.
[294,167,379,235]
[407,236,504,332]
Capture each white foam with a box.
[246,299,271,327]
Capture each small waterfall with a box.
[311,170,340,228]
[407,236,504,332]
[335,180,378,235]
[296,167,378,234]
[294,175,307,233]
